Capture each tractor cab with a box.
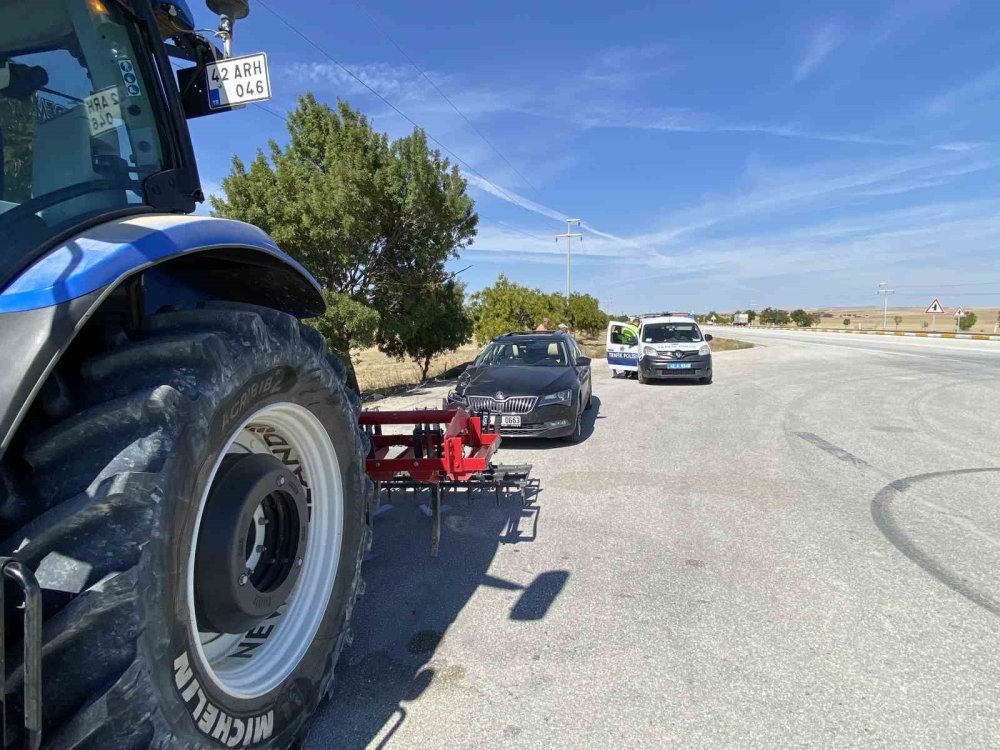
[0,0,264,291]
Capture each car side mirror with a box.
[704,334,714,342]
[576,356,591,367]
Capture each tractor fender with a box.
[0,214,325,457]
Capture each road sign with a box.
[925,298,945,314]
[954,307,965,318]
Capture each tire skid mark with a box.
[795,432,876,472]
[871,468,1000,617]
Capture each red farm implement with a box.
[359,408,534,555]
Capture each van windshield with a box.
[0,0,168,289]
[642,322,703,343]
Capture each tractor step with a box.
[0,559,42,750]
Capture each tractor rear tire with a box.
[0,303,373,749]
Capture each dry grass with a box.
[710,337,754,352]
[353,342,481,394]
[808,306,1000,334]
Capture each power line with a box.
[253,102,287,122]
[495,221,551,243]
[894,291,1000,298]
[894,281,1000,291]
[349,1,538,194]
[255,0,529,211]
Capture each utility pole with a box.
[555,219,582,303]
[877,281,894,330]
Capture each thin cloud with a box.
[794,22,846,82]
[582,43,676,87]
[927,65,1000,115]
[464,176,631,248]
[280,61,433,103]
[465,174,568,222]
[633,151,996,246]
[934,142,984,152]
[578,105,911,148]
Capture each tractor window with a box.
[0,0,168,287]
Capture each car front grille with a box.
[655,349,698,359]
[467,395,538,414]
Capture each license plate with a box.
[500,415,521,427]
[666,363,692,369]
[207,53,272,110]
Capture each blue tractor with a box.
[0,1,373,747]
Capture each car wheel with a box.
[563,399,584,443]
[700,375,713,385]
[638,371,649,385]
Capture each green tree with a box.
[211,95,478,390]
[747,309,757,324]
[893,315,903,330]
[307,291,380,386]
[790,309,816,327]
[468,275,561,343]
[760,307,791,326]
[377,279,471,380]
[959,311,977,331]
[566,293,609,335]
[843,317,851,327]
[0,97,36,201]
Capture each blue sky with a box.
[186,0,1000,313]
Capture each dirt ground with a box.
[808,306,1000,334]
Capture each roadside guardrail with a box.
[710,325,1000,342]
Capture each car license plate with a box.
[500,415,521,427]
[207,53,272,110]
[666,363,692,369]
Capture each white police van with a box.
[635,315,713,384]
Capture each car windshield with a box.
[475,338,569,367]
[0,0,167,288]
[642,322,703,343]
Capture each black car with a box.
[446,332,593,441]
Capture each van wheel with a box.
[1,303,373,749]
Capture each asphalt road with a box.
[306,329,1000,749]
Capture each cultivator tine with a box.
[430,485,441,557]
[358,408,535,553]
[0,559,42,750]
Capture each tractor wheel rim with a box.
[187,402,344,699]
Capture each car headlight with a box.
[699,344,711,356]
[643,346,658,356]
[540,389,573,405]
